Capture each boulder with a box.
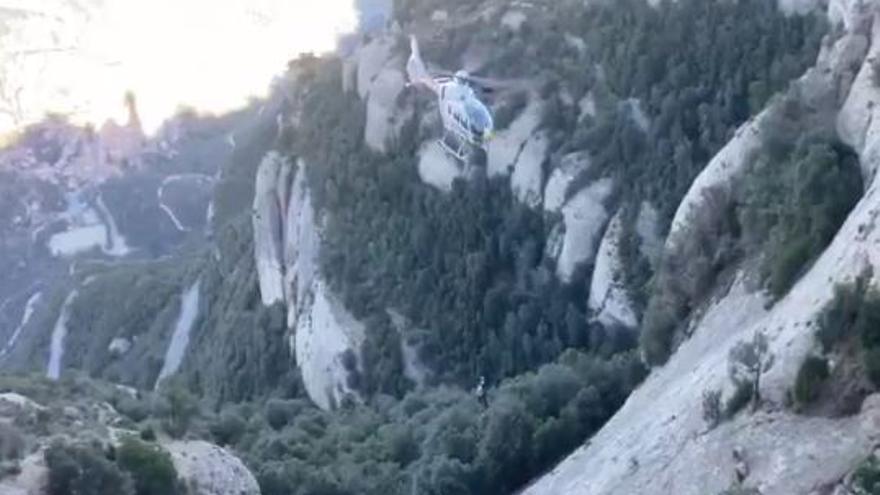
[108,337,131,356]
[164,441,260,495]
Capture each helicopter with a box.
[405,36,496,163]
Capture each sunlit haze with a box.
[0,0,359,136]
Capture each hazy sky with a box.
[0,0,359,135]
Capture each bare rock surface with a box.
[253,155,364,410]
[164,441,260,495]
[556,179,613,283]
[589,211,638,329]
[528,3,880,492]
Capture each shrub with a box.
[45,442,134,495]
[139,426,157,442]
[872,56,880,87]
[853,455,880,494]
[641,185,738,365]
[793,355,829,406]
[116,437,183,495]
[864,347,880,388]
[210,409,247,445]
[116,396,151,423]
[741,140,862,299]
[701,389,722,428]
[265,399,297,431]
[0,423,25,461]
[815,279,880,389]
[856,291,880,350]
[728,332,775,412]
[159,381,199,438]
[639,294,681,366]
[816,283,865,352]
[724,381,753,419]
[765,238,811,299]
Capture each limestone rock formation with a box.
[556,179,613,283]
[544,151,592,213]
[252,155,364,410]
[589,211,638,329]
[164,441,260,495]
[527,2,880,492]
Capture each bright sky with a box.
[0,0,358,135]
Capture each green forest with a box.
[213,0,845,492]
[3,0,867,494]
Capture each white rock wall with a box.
[511,132,548,209]
[544,152,592,213]
[666,114,766,246]
[589,211,638,329]
[252,152,291,306]
[487,98,543,177]
[355,31,408,153]
[364,67,407,153]
[356,35,397,99]
[838,11,880,180]
[253,155,365,411]
[636,201,663,266]
[283,160,320,327]
[556,179,613,283]
[295,281,366,410]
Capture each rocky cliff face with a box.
[353,29,410,153]
[2,0,869,493]
[526,1,880,493]
[588,211,638,330]
[252,153,364,411]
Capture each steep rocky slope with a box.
[252,152,364,410]
[526,0,880,493]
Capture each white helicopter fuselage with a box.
[406,36,495,160]
[436,81,494,147]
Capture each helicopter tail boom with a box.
[406,36,439,94]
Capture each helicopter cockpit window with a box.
[464,99,492,133]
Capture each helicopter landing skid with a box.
[437,131,469,164]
